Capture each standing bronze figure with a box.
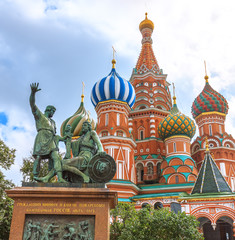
[30,83,66,183]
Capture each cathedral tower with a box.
[158,89,198,184]
[191,73,235,190]
[130,13,172,184]
[91,59,137,183]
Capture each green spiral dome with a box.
[60,97,96,138]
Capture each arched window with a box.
[137,164,144,182]
[154,202,163,210]
[170,202,181,213]
[140,130,144,140]
[147,163,154,175]
[101,131,108,137]
[142,203,150,208]
[116,130,123,137]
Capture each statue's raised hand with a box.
[30,83,41,94]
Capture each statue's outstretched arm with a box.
[30,83,41,112]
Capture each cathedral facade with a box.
[61,14,235,239]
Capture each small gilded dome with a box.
[139,13,154,31]
[91,61,136,108]
[60,98,96,138]
[158,101,196,141]
[191,76,229,118]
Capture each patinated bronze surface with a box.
[62,121,116,183]
[30,83,116,184]
[30,83,66,183]
[23,214,94,240]
[88,153,116,183]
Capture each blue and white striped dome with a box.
[91,68,136,108]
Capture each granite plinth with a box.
[22,182,105,188]
[6,185,117,240]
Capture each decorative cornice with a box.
[195,111,226,121]
[164,135,191,141]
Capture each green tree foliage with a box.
[20,151,64,182]
[110,203,203,240]
[20,152,49,182]
[0,139,16,240]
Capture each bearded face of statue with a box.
[82,121,91,134]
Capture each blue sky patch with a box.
[211,72,219,78]
[0,112,8,125]
[12,126,25,131]
[45,5,58,13]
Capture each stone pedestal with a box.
[6,184,117,240]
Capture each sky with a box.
[0,0,235,185]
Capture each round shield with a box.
[88,153,116,183]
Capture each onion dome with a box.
[139,12,154,31]
[191,75,229,118]
[60,94,96,138]
[158,96,196,140]
[91,59,136,108]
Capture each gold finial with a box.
[139,12,154,31]
[81,82,85,102]
[204,61,209,83]
[112,46,116,68]
[205,136,209,152]
[172,83,176,105]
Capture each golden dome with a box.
[139,13,154,31]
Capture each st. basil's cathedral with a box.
[61,13,235,239]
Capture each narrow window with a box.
[117,113,120,126]
[220,163,226,176]
[141,169,144,181]
[184,143,186,152]
[126,149,130,171]
[219,125,222,134]
[231,177,235,192]
[209,125,212,136]
[118,162,123,179]
[175,175,179,183]
[147,163,153,175]
[140,130,144,140]
[173,142,177,152]
[105,113,109,126]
